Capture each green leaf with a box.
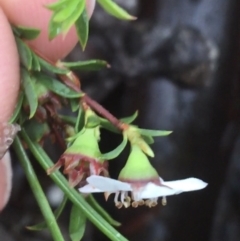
[39,58,69,74]
[120,111,138,124]
[62,59,109,71]
[86,115,101,128]
[27,195,68,231]
[59,115,77,125]
[23,119,50,143]
[100,112,138,133]
[75,7,89,50]
[16,37,32,70]
[21,69,38,118]
[100,118,119,133]
[101,135,127,160]
[53,0,79,22]
[9,91,24,123]
[87,195,121,227]
[97,0,137,20]
[31,53,41,71]
[69,204,86,241]
[34,72,83,98]
[62,0,85,35]
[70,99,79,112]
[141,135,154,144]
[14,26,40,40]
[138,129,173,137]
[48,13,64,40]
[48,0,85,39]
[75,106,83,133]
[45,0,68,11]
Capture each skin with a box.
[0,0,95,211]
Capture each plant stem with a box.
[21,129,129,241]
[13,136,65,241]
[82,95,125,130]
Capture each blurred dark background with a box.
[1,0,240,240]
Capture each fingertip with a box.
[0,7,20,123]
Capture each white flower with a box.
[79,175,207,208]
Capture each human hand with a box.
[0,0,95,210]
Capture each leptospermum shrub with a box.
[0,1,207,241]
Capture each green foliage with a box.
[97,0,137,20]
[21,68,38,118]
[16,37,33,70]
[13,26,41,40]
[39,57,69,74]
[34,72,83,98]
[62,59,109,71]
[48,0,85,40]
[69,204,86,241]
[23,119,50,143]
[75,7,89,50]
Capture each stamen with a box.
[121,192,131,208]
[145,199,158,208]
[114,192,120,204]
[162,196,167,206]
[114,192,122,209]
[132,201,138,208]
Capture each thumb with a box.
[0,7,19,211]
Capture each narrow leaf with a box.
[97,0,137,20]
[39,58,69,74]
[21,69,38,118]
[86,115,101,128]
[120,111,138,124]
[69,204,86,241]
[70,99,80,112]
[14,26,41,40]
[61,0,85,36]
[31,53,41,71]
[48,12,64,40]
[59,115,77,125]
[100,111,138,133]
[138,129,173,137]
[34,72,83,98]
[100,135,127,160]
[45,0,68,11]
[53,0,79,22]
[23,119,50,143]
[62,59,109,71]
[27,195,68,231]
[9,91,24,123]
[75,7,89,50]
[142,135,154,144]
[16,37,32,70]
[75,106,83,133]
[100,118,119,133]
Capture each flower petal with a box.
[79,184,103,193]
[140,182,178,199]
[163,178,208,193]
[86,175,132,192]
